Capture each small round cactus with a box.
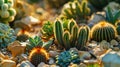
[91,21,117,42]
[0,23,16,49]
[29,47,49,67]
[0,0,16,23]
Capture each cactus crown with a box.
[56,50,80,67]
[26,36,53,52]
[91,21,117,42]
[105,7,120,25]
[0,23,16,49]
[41,21,54,40]
[60,0,90,23]
[54,19,90,50]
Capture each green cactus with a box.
[45,0,70,9]
[29,47,49,67]
[56,50,80,67]
[60,0,90,24]
[91,21,117,42]
[0,23,16,49]
[40,21,54,40]
[26,36,53,53]
[0,0,16,23]
[115,21,120,35]
[105,7,120,25]
[54,19,90,50]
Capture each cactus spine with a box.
[54,19,90,50]
[91,21,117,42]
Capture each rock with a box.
[0,51,9,59]
[17,60,35,67]
[101,50,120,67]
[49,51,59,57]
[88,13,105,28]
[0,60,16,67]
[37,62,49,67]
[7,41,26,57]
[21,16,40,25]
[49,58,55,64]
[78,51,91,60]
[110,40,119,46]
[69,64,78,67]
[69,48,79,52]
[99,40,110,50]
[79,63,87,67]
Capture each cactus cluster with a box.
[115,21,120,35]
[105,7,120,25]
[26,36,53,53]
[0,23,16,49]
[0,0,16,23]
[91,21,117,42]
[54,19,90,50]
[60,0,90,23]
[40,21,54,40]
[45,0,70,9]
[56,50,80,67]
[29,47,49,67]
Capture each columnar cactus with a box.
[60,0,90,23]
[0,0,16,23]
[29,47,49,67]
[91,21,117,42]
[56,50,80,67]
[0,23,16,49]
[40,21,54,40]
[54,19,90,50]
[26,36,53,53]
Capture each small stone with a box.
[49,58,54,64]
[110,40,118,46]
[79,51,91,60]
[37,62,49,67]
[49,51,59,57]
[69,48,79,52]
[113,47,120,51]
[17,60,35,67]
[99,40,110,50]
[79,63,87,67]
[69,64,78,67]
[0,60,16,67]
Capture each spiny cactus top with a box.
[26,36,53,53]
[91,21,117,42]
[60,0,90,23]
[0,0,16,23]
[41,21,54,40]
[56,50,80,67]
[0,23,16,49]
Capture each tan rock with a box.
[0,60,16,67]
[7,41,26,57]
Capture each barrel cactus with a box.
[115,21,120,35]
[0,0,16,23]
[54,19,90,50]
[29,47,49,67]
[60,0,90,24]
[26,36,53,53]
[0,23,16,49]
[91,21,117,42]
[40,21,54,40]
[56,50,80,67]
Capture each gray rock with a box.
[17,60,35,67]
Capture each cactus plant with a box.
[115,21,120,35]
[26,36,53,53]
[0,23,16,49]
[40,21,54,40]
[91,21,117,42]
[54,19,90,50]
[56,50,80,67]
[29,47,49,67]
[105,7,120,25]
[60,0,90,24]
[0,0,16,23]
